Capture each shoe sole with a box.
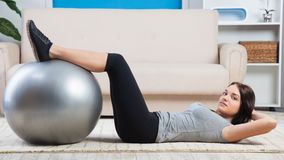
[26,20,40,62]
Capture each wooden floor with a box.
[0,153,284,160]
[0,109,283,160]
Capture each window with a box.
[53,0,181,9]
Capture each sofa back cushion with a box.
[21,9,218,64]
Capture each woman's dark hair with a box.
[230,82,255,125]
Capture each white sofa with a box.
[0,9,247,116]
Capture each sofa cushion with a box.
[95,63,229,95]
[21,9,218,64]
[8,63,228,96]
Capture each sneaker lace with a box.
[33,27,51,44]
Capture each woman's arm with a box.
[222,110,277,142]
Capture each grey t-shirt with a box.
[155,103,231,143]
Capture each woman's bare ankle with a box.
[49,44,61,59]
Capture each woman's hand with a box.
[251,109,275,121]
[222,110,277,142]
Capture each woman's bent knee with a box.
[109,53,124,60]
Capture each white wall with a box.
[188,0,202,9]
[0,0,51,43]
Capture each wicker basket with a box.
[239,41,278,63]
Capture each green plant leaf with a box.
[0,17,21,41]
[0,0,21,17]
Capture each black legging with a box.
[104,53,159,143]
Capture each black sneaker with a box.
[27,20,53,62]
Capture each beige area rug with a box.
[0,111,283,154]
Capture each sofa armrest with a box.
[0,42,20,116]
[0,42,20,70]
[218,43,247,83]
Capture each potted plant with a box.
[0,0,21,41]
[260,0,276,22]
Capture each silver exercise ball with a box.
[3,60,102,145]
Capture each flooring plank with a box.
[0,153,284,160]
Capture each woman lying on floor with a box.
[27,20,277,143]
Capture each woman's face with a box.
[216,84,241,119]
